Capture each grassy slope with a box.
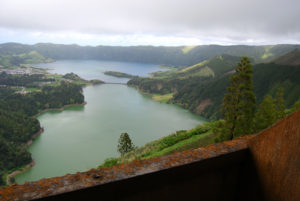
[0,51,53,68]
[146,54,242,80]
[181,46,197,54]
[100,122,218,167]
[152,93,173,103]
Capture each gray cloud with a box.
[0,0,300,44]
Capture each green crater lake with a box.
[16,60,205,183]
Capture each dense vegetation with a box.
[129,62,300,120]
[0,87,41,184]
[1,43,300,66]
[0,72,54,88]
[1,82,84,116]
[0,81,85,185]
[0,109,39,170]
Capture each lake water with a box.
[35,60,167,83]
[15,60,205,183]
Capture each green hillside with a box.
[128,54,244,94]
[129,57,300,120]
[272,49,300,66]
[128,54,245,92]
[179,54,246,76]
[0,51,53,68]
[171,63,300,120]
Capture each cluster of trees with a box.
[253,89,285,132]
[0,82,85,185]
[0,72,54,88]
[0,107,40,181]
[33,82,84,109]
[215,58,300,141]
[1,82,84,116]
[0,135,32,172]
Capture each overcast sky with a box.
[0,0,299,46]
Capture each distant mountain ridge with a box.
[0,43,300,66]
[272,49,300,66]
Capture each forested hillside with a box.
[129,50,300,120]
[272,49,300,66]
[0,82,85,185]
[172,63,300,119]
[0,72,54,88]
[0,43,299,66]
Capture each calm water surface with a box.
[15,60,205,183]
[35,60,167,83]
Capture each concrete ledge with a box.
[0,135,254,201]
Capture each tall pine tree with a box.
[221,57,256,140]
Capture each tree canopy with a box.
[117,133,135,156]
[221,57,256,140]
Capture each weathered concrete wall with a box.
[249,110,300,201]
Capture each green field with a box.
[25,88,41,92]
[152,93,173,103]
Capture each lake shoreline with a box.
[6,102,87,186]
[6,127,44,186]
[32,102,87,118]
[26,128,44,147]
[6,161,35,185]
